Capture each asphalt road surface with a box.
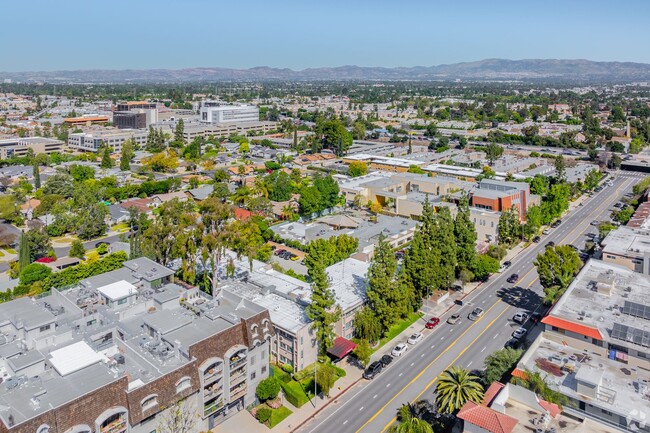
[299,173,636,433]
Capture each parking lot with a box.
[268,241,308,276]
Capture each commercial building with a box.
[600,226,650,274]
[199,104,259,124]
[115,102,157,112]
[68,130,148,153]
[0,257,273,433]
[470,179,531,222]
[180,121,276,142]
[342,153,426,173]
[0,138,64,159]
[113,102,158,130]
[518,259,650,432]
[63,116,110,127]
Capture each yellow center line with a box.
[353,300,503,433]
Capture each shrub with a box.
[281,363,294,374]
[256,407,272,424]
[97,243,108,255]
[280,381,309,408]
[256,377,281,402]
[19,263,52,286]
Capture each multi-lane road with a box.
[299,173,640,433]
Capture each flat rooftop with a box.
[601,226,650,257]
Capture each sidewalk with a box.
[213,359,363,433]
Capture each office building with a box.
[199,104,259,124]
[0,138,64,159]
[601,226,650,274]
[68,130,148,153]
[0,257,272,432]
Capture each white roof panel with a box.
[97,280,136,301]
[49,341,107,376]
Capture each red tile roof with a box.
[234,207,253,220]
[482,382,505,406]
[541,316,603,340]
[327,337,357,359]
[539,400,562,418]
[511,368,528,380]
[457,401,518,433]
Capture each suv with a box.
[507,274,519,284]
[380,354,393,367]
[513,312,528,324]
[363,361,383,379]
[447,314,461,325]
[468,308,484,321]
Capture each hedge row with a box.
[280,381,310,408]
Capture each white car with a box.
[407,332,423,345]
[512,327,528,339]
[543,228,551,235]
[513,312,528,324]
[391,343,408,357]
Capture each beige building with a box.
[0,137,64,159]
[600,226,650,274]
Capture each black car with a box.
[363,361,383,379]
[546,241,555,248]
[532,236,541,243]
[531,312,542,323]
[507,273,519,284]
[380,354,393,367]
[95,241,110,248]
[505,338,520,349]
[551,220,562,228]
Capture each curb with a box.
[289,377,362,433]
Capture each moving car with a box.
[407,332,423,345]
[391,343,408,357]
[513,312,528,324]
[512,327,528,339]
[380,354,393,367]
[499,260,512,272]
[447,314,461,325]
[468,308,484,321]
[425,317,441,329]
[507,273,519,284]
[363,361,383,379]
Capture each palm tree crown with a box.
[435,366,484,414]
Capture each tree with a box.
[69,165,95,182]
[483,347,523,385]
[315,363,337,397]
[523,205,542,240]
[435,367,484,414]
[352,121,366,140]
[554,155,566,181]
[584,169,601,191]
[455,194,477,274]
[353,339,373,368]
[19,263,52,286]
[484,143,503,165]
[256,377,281,402]
[266,170,293,202]
[306,260,340,356]
[143,149,179,172]
[512,370,568,409]
[610,153,622,169]
[348,161,368,177]
[69,239,86,259]
[472,254,499,281]
[33,163,41,189]
[239,141,250,154]
[0,195,21,224]
[534,245,582,304]
[366,235,408,331]
[171,118,186,148]
[120,139,134,171]
[319,119,353,156]
[146,126,166,152]
[433,207,457,289]
[100,146,113,169]
[353,306,382,343]
[18,231,30,270]
[156,400,197,433]
[43,173,75,197]
[26,228,51,261]
[498,206,521,246]
[299,186,322,217]
[388,403,434,433]
[313,174,340,210]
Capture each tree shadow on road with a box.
[496,285,543,310]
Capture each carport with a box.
[326,337,357,362]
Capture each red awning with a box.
[327,337,357,359]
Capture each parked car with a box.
[532,236,541,243]
[591,220,600,226]
[504,338,520,349]
[468,308,484,321]
[290,254,300,261]
[363,361,383,379]
[551,220,562,228]
[394,251,404,260]
[407,332,423,345]
[512,327,528,339]
[543,228,551,235]
[447,314,461,325]
[531,312,542,323]
[545,241,555,248]
[380,354,393,367]
[507,273,519,284]
[425,317,441,329]
[499,260,512,272]
[391,343,408,357]
[513,312,528,324]
[274,249,286,256]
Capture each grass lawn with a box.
[112,223,129,232]
[268,406,292,428]
[0,250,4,258]
[52,235,76,244]
[375,312,424,351]
[5,248,17,254]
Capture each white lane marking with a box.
[431,345,435,349]
[449,329,454,333]
[493,334,498,339]
[386,384,391,388]
[481,346,486,353]
[421,353,425,358]
[343,420,348,425]
[467,361,473,367]
[399,372,403,376]
[411,362,415,366]
[359,406,364,411]
[373,394,377,399]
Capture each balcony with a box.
[100,417,127,433]
[204,399,224,417]
[203,384,223,400]
[229,370,246,386]
[230,386,247,401]
[229,357,246,370]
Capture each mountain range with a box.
[2,59,650,83]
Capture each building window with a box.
[262,366,267,375]
[36,425,50,433]
[117,298,128,305]
[176,377,191,393]
[250,355,256,365]
[141,395,158,411]
[251,371,256,381]
[39,324,51,332]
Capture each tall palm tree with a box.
[388,403,434,433]
[512,369,568,409]
[435,366,484,414]
[280,204,296,220]
[253,177,269,199]
[232,186,251,205]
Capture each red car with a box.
[425,317,440,329]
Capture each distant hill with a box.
[2,59,650,83]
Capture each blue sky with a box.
[2,0,649,71]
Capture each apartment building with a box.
[0,257,272,433]
[0,138,64,159]
[600,226,650,274]
[518,259,650,432]
[68,130,148,153]
[199,104,259,124]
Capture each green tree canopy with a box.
[534,245,582,304]
[435,367,484,414]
